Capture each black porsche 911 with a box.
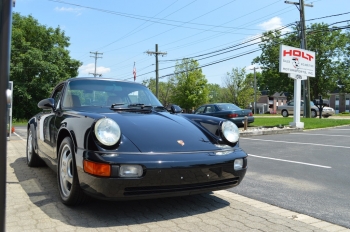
[26,78,247,206]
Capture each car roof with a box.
[54,77,144,89]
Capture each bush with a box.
[341,112,350,115]
[264,111,271,114]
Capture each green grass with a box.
[12,119,28,126]
[250,117,350,130]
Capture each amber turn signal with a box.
[84,160,111,177]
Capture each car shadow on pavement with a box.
[10,157,230,228]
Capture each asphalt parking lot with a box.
[234,125,350,228]
[4,126,350,231]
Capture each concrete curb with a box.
[240,127,303,137]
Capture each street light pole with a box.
[0,0,13,231]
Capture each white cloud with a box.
[79,63,111,76]
[245,64,257,71]
[258,17,291,33]
[55,7,82,16]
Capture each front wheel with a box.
[311,110,317,118]
[58,137,89,206]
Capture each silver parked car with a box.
[276,100,335,118]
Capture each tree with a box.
[170,59,208,111]
[207,83,225,103]
[142,77,175,106]
[253,23,350,100]
[10,13,81,119]
[222,67,256,109]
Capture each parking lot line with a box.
[248,154,332,168]
[241,138,350,149]
[13,132,25,141]
[291,133,350,137]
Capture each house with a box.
[255,91,288,114]
[328,91,350,114]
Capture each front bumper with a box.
[76,149,247,200]
[322,110,335,117]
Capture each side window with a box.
[51,85,64,109]
[288,102,294,106]
[195,106,205,114]
[205,106,215,113]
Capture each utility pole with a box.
[250,67,261,114]
[146,44,167,98]
[0,0,13,231]
[89,51,103,77]
[285,0,313,117]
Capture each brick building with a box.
[328,91,350,114]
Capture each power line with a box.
[306,11,350,22]
[49,0,263,32]
[123,25,349,81]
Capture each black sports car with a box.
[194,103,254,126]
[26,78,247,206]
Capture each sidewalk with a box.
[5,138,350,232]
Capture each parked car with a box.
[26,78,248,206]
[276,100,335,118]
[193,103,254,126]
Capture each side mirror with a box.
[168,104,182,114]
[38,98,55,110]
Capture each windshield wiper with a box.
[111,103,125,107]
[128,103,152,109]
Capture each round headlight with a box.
[94,118,121,146]
[221,120,240,144]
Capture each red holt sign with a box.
[279,45,315,77]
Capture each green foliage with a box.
[170,59,209,111]
[253,23,350,99]
[207,83,225,103]
[10,13,82,119]
[222,67,257,109]
[142,77,175,106]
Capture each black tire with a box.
[282,110,289,117]
[26,126,45,167]
[311,110,317,118]
[57,137,90,206]
[323,115,329,118]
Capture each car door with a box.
[37,84,64,161]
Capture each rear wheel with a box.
[282,110,289,117]
[26,127,44,167]
[58,137,89,206]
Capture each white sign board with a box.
[279,45,315,77]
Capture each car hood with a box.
[101,112,219,153]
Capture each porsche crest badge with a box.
[177,140,185,146]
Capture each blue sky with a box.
[14,0,350,86]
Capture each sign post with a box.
[279,45,315,128]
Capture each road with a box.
[232,125,350,228]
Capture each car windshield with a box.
[62,79,162,108]
[217,103,241,111]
